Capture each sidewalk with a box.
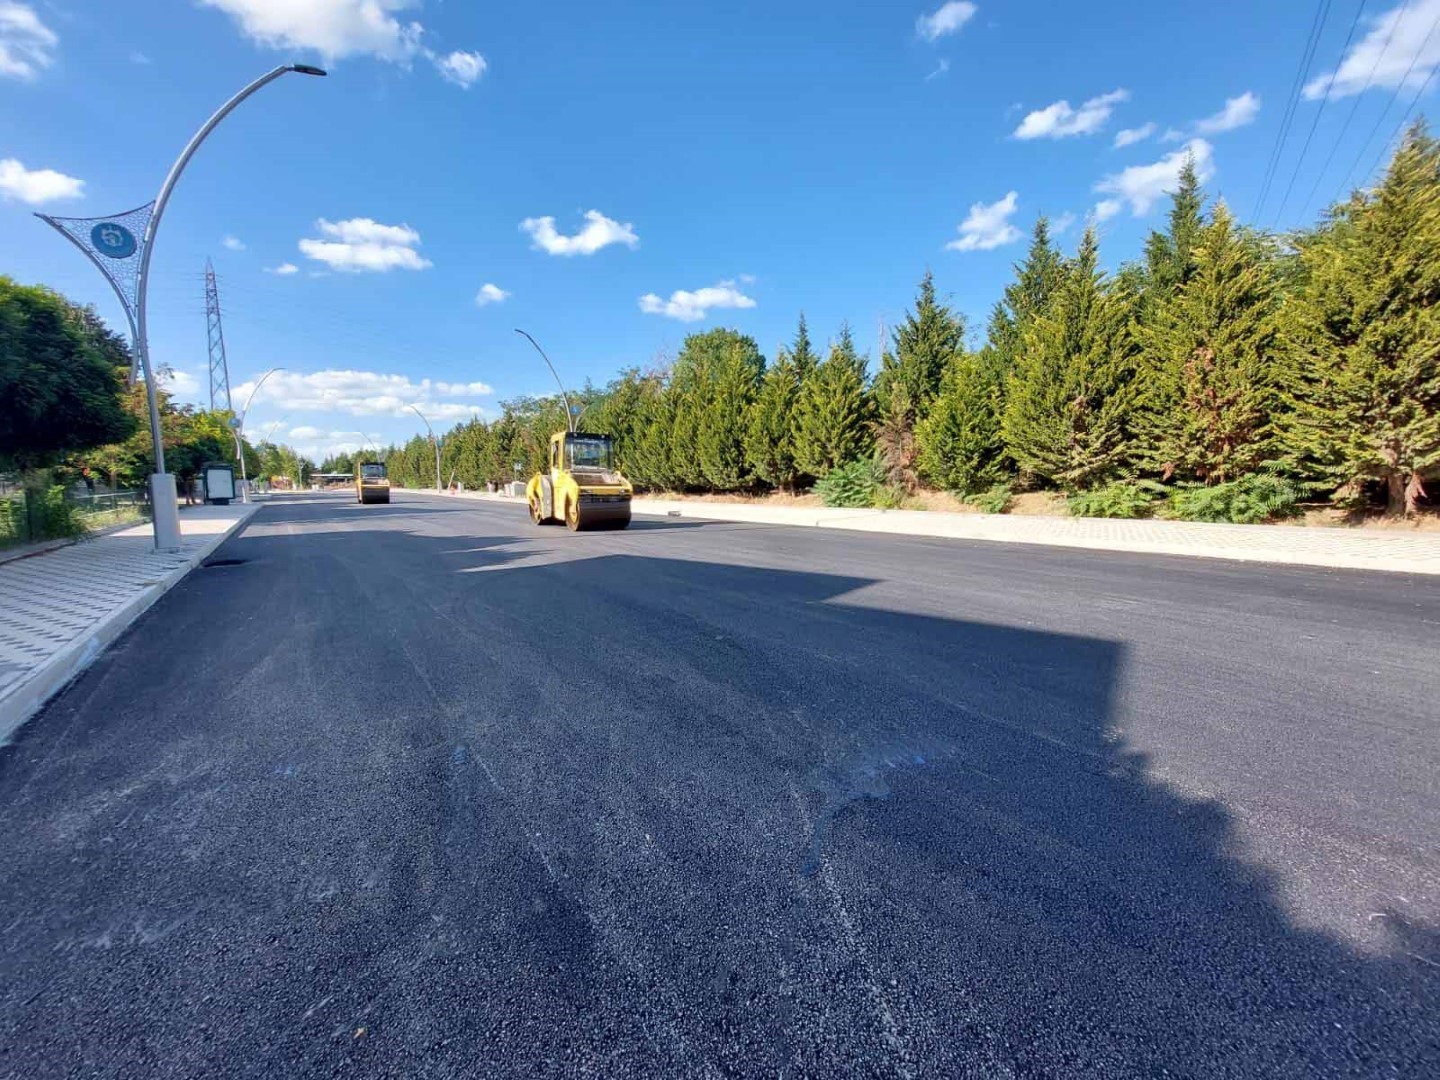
[428,489,1440,575]
[0,502,261,742]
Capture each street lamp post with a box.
[36,65,326,547]
[407,405,442,493]
[124,63,326,550]
[232,367,283,504]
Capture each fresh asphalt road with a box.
[1,492,1436,1078]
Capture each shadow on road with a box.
[0,518,1433,1077]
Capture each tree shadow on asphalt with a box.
[0,531,1434,1078]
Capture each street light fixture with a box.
[232,367,283,504]
[407,405,442,493]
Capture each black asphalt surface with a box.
[1,491,1436,1078]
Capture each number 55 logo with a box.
[91,222,137,259]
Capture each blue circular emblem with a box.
[91,222,137,260]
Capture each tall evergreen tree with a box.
[873,270,965,424]
[1134,202,1280,483]
[1002,227,1138,490]
[1144,155,1206,295]
[915,349,1008,494]
[666,329,763,491]
[745,350,801,489]
[987,217,1065,370]
[794,324,871,476]
[791,312,818,380]
[1278,123,1440,514]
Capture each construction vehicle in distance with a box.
[513,326,633,532]
[528,431,632,530]
[355,460,391,504]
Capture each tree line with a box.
[0,275,311,514]
[379,125,1440,520]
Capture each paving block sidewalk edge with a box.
[0,504,263,745]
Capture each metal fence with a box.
[0,487,149,549]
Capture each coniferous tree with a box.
[745,350,801,489]
[1144,155,1206,295]
[987,217,1065,373]
[665,329,764,491]
[915,349,1008,494]
[794,324,871,476]
[791,312,818,380]
[1278,123,1440,514]
[873,270,965,425]
[1002,227,1137,490]
[1134,202,1280,483]
[627,376,679,490]
[696,331,764,490]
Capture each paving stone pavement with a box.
[0,504,257,707]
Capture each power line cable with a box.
[1275,0,1370,225]
[1334,7,1440,197]
[1255,0,1336,219]
[1303,0,1404,216]
[1367,45,1440,178]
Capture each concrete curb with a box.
[0,504,262,744]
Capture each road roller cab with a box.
[527,431,632,530]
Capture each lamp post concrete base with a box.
[149,473,182,552]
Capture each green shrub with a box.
[873,483,908,510]
[970,485,1012,514]
[1167,472,1301,524]
[814,457,886,508]
[1067,480,1164,519]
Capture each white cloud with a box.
[945,191,1021,252]
[129,50,150,64]
[196,0,424,61]
[232,368,492,418]
[474,283,509,306]
[159,368,202,400]
[434,48,486,87]
[1160,127,1186,143]
[222,234,246,251]
[520,210,639,256]
[1114,122,1156,148]
[289,425,326,440]
[198,0,489,91]
[1014,89,1129,140]
[1052,211,1078,235]
[1305,0,1440,99]
[1195,91,1260,134]
[434,380,494,395]
[916,2,977,42]
[1094,139,1215,217]
[265,262,299,275]
[0,1,56,81]
[1092,199,1123,223]
[0,158,83,204]
[638,280,756,323]
[298,216,431,272]
[925,58,950,82]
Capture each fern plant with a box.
[1067,480,1165,519]
[814,457,886,508]
[1167,472,1300,524]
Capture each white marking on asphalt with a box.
[789,781,915,1078]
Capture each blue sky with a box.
[3,0,1438,462]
